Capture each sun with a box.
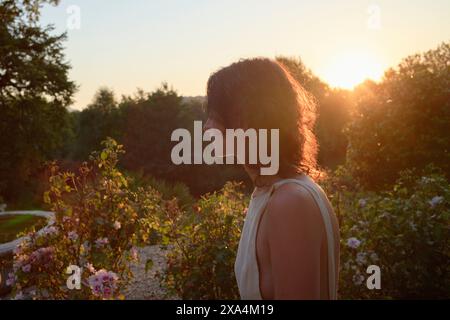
[322,52,384,89]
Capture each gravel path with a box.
[124,245,179,300]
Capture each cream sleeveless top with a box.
[234,174,338,300]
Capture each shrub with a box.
[1,138,160,299]
[154,168,449,300]
[159,182,248,299]
[128,172,194,210]
[324,167,450,299]
[4,138,448,300]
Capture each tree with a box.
[120,84,184,178]
[0,0,76,202]
[347,42,450,189]
[118,84,247,196]
[72,88,121,160]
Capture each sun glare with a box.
[322,52,384,89]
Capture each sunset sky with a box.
[40,0,450,110]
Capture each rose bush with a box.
[156,182,248,299]
[323,167,450,299]
[1,138,165,299]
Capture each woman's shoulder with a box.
[264,182,324,233]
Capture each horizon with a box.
[40,0,450,110]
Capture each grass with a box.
[0,214,47,243]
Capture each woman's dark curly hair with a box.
[206,58,318,178]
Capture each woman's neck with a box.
[244,166,282,188]
[244,166,306,188]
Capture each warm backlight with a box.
[323,52,384,89]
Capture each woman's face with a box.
[203,116,232,159]
[204,116,257,176]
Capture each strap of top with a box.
[264,178,337,299]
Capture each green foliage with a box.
[1,138,162,299]
[1,136,447,300]
[129,172,194,210]
[323,166,450,299]
[0,214,47,243]
[158,182,248,299]
[347,42,450,189]
[120,84,186,177]
[0,0,72,102]
[70,88,123,160]
[155,169,449,300]
[0,0,76,202]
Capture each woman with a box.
[204,58,340,300]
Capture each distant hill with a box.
[181,96,206,106]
